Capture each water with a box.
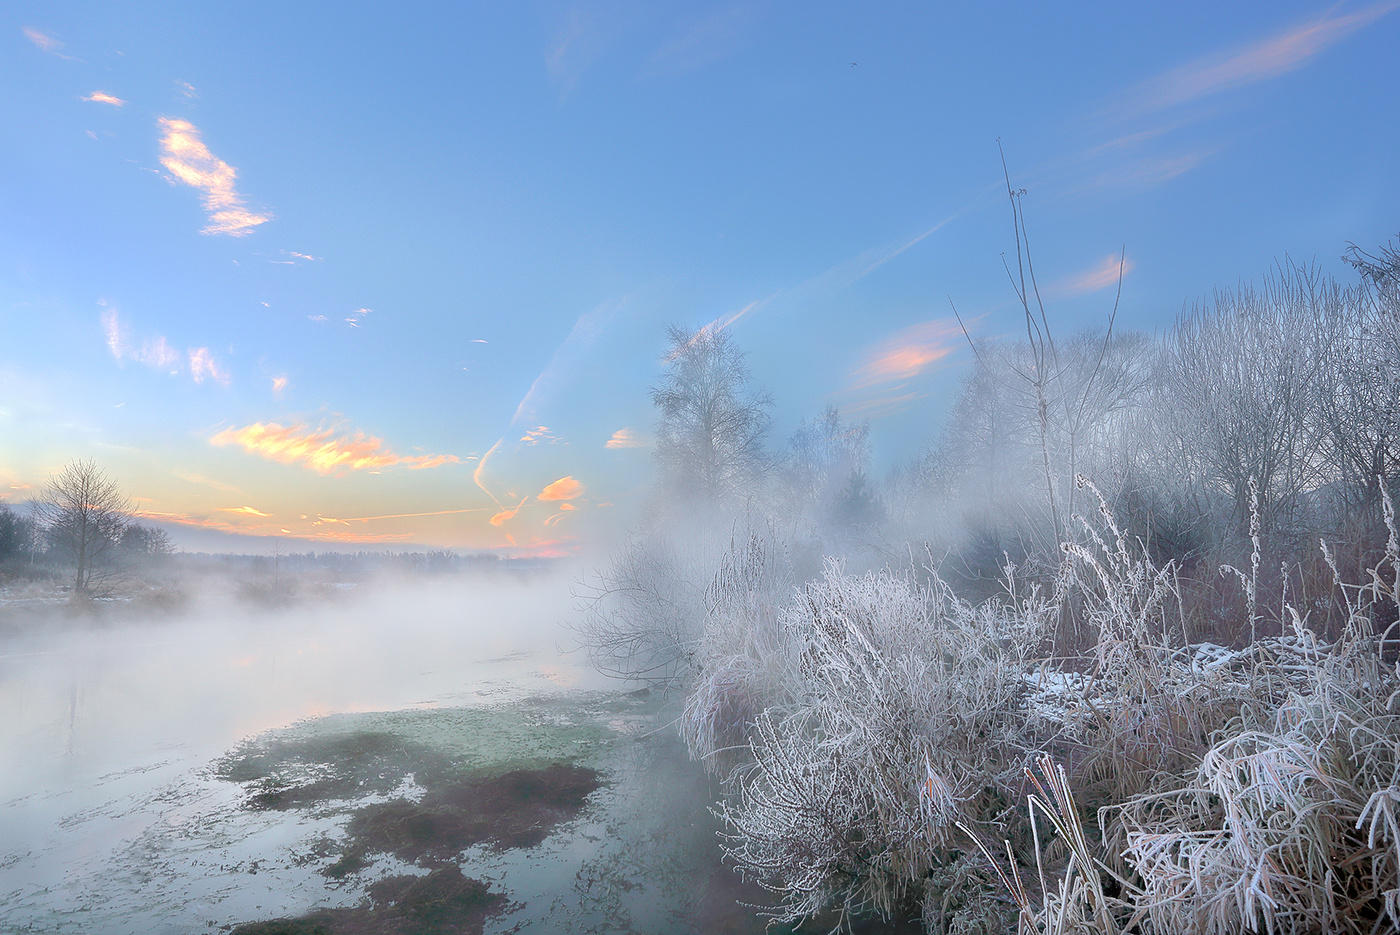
[0,575,761,934]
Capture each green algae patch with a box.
[229,867,508,935]
[213,700,610,814]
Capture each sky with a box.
[2,1,1397,554]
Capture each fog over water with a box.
[0,568,638,934]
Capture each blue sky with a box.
[2,1,1397,552]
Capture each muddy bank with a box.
[217,702,609,934]
[231,867,507,935]
[345,763,602,862]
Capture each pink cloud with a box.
[188,347,230,385]
[1126,2,1398,115]
[849,319,961,390]
[157,117,271,236]
[1055,253,1135,297]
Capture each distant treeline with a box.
[174,549,557,576]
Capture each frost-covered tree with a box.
[786,406,884,538]
[651,324,771,506]
[35,459,131,595]
[1158,270,1327,537]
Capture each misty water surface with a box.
[0,572,692,934]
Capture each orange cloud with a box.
[849,319,961,390]
[558,502,577,511]
[135,509,248,534]
[605,427,645,449]
[538,476,584,501]
[157,117,271,236]
[520,425,560,445]
[83,91,125,107]
[1056,253,1134,297]
[489,498,527,527]
[1126,2,1398,116]
[210,421,462,475]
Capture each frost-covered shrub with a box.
[572,532,715,687]
[968,489,1400,935]
[1100,498,1400,935]
[713,560,1056,930]
[680,526,798,770]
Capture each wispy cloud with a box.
[176,80,197,99]
[139,507,418,544]
[82,91,125,107]
[644,5,756,77]
[219,505,270,517]
[545,4,626,98]
[345,307,372,327]
[173,470,243,494]
[854,214,961,282]
[842,392,924,419]
[188,347,230,385]
[512,296,627,425]
[1123,1,1399,117]
[520,425,561,445]
[157,117,271,236]
[667,298,766,362]
[101,306,191,374]
[473,438,505,510]
[849,319,962,391]
[538,475,584,501]
[23,26,74,59]
[271,375,288,394]
[268,249,320,265]
[211,422,462,474]
[1053,252,1134,297]
[1090,149,1213,190]
[605,427,645,449]
[328,507,489,523]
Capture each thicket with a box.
[576,225,1400,933]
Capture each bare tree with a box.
[948,144,1136,559]
[1159,269,1327,537]
[651,324,771,506]
[35,459,132,595]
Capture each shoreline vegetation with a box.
[573,235,1400,932]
